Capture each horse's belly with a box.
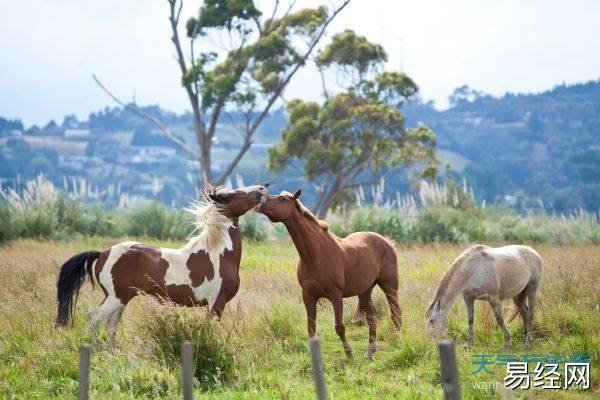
[497,266,530,300]
[161,249,223,308]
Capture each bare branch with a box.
[214,135,253,185]
[214,0,351,185]
[281,0,298,21]
[168,0,201,112]
[224,112,247,137]
[248,0,351,136]
[92,74,201,160]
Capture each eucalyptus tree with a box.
[268,30,438,217]
[96,0,351,184]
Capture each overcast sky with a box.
[1,0,599,127]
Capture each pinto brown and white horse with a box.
[258,189,402,360]
[56,185,267,345]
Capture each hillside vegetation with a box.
[2,80,599,211]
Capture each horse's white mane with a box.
[184,187,232,253]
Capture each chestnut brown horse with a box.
[259,189,402,360]
[56,185,267,345]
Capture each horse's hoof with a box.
[504,343,512,350]
[364,352,375,362]
[346,352,354,360]
[463,342,473,350]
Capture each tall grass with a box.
[2,176,599,245]
[0,176,270,244]
[330,177,600,244]
[136,300,235,390]
[329,205,600,244]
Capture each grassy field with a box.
[0,238,598,399]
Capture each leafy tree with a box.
[0,117,23,134]
[61,114,79,129]
[95,0,350,184]
[25,125,42,136]
[448,85,483,108]
[269,30,438,217]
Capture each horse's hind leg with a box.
[489,297,511,349]
[90,297,122,345]
[106,305,125,348]
[524,282,539,348]
[358,288,377,361]
[378,280,402,330]
[512,289,529,345]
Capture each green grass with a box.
[0,239,599,398]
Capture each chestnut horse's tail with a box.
[56,251,100,326]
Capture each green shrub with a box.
[125,203,191,240]
[0,203,19,243]
[238,212,268,242]
[412,207,488,243]
[138,305,235,390]
[349,206,411,242]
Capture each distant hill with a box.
[403,79,600,211]
[1,80,598,211]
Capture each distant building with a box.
[58,155,103,171]
[64,128,91,139]
[116,145,177,164]
[3,129,22,136]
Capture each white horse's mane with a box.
[184,187,232,253]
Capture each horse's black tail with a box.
[56,251,100,326]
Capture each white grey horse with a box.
[425,244,542,348]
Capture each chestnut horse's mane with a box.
[281,191,329,231]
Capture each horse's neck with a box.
[183,218,240,257]
[438,268,467,310]
[283,211,332,265]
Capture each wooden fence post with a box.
[182,340,194,400]
[438,340,460,400]
[309,337,327,400]
[77,343,91,400]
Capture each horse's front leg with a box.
[359,289,376,361]
[463,294,475,348]
[331,291,353,359]
[489,297,511,349]
[302,289,318,338]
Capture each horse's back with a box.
[339,231,398,290]
[342,231,396,263]
[483,245,541,298]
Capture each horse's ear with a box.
[293,189,302,200]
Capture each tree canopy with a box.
[269,30,437,217]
